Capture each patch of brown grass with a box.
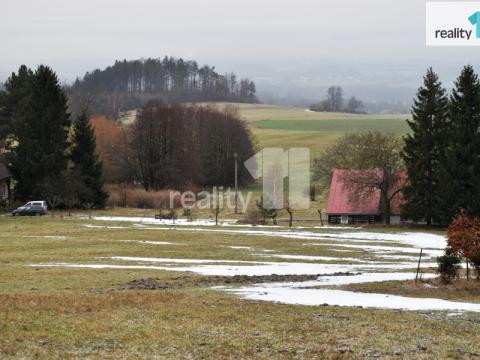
[105,184,180,209]
[0,291,184,314]
[1,290,480,359]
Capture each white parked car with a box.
[12,201,48,216]
[26,201,48,210]
[15,201,48,212]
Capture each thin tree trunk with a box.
[467,259,470,280]
[286,208,293,227]
[383,195,391,225]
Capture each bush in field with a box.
[182,208,192,218]
[157,209,177,220]
[437,247,461,283]
[470,252,480,279]
[447,210,480,261]
[256,196,277,225]
[105,184,180,209]
[241,205,261,226]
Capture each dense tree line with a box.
[0,65,106,208]
[309,86,365,113]
[128,102,255,191]
[402,66,480,225]
[68,57,258,119]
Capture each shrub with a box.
[437,247,461,283]
[241,205,261,226]
[256,196,277,225]
[156,209,177,220]
[447,210,480,260]
[470,252,480,279]
[182,208,192,218]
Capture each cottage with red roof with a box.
[326,169,405,225]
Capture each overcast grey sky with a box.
[2,0,479,104]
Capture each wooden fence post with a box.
[415,248,423,282]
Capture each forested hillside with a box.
[68,57,258,118]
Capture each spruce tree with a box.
[0,65,33,145]
[437,65,480,223]
[401,68,449,225]
[70,109,107,208]
[8,65,71,199]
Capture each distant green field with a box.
[195,102,411,123]
[255,119,410,134]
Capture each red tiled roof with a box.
[326,169,405,216]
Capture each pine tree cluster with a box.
[0,65,106,208]
[402,66,480,225]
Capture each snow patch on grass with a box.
[227,286,480,312]
[120,240,173,245]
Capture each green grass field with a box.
[195,103,411,157]
[201,102,410,123]
[255,119,409,134]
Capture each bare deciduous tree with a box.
[129,102,254,191]
[327,86,344,112]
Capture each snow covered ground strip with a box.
[226,247,425,262]
[106,256,438,269]
[120,240,173,245]
[30,260,478,312]
[253,253,383,264]
[29,262,362,276]
[303,243,443,257]
[226,286,480,312]
[90,215,361,230]
[316,232,446,249]
[86,216,446,247]
[221,272,480,312]
[32,255,437,276]
[104,256,272,264]
[85,224,131,229]
[21,235,67,240]
[85,223,447,250]
[91,215,231,226]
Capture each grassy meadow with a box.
[1,215,479,358]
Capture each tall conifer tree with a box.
[0,65,33,146]
[402,68,449,225]
[70,109,107,208]
[437,65,480,223]
[8,65,71,199]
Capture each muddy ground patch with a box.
[118,272,359,290]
